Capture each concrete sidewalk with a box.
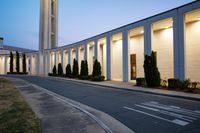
[49,76,200,101]
[8,78,107,133]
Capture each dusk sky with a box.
[0,0,194,50]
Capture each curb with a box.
[7,77,134,133]
[46,76,200,102]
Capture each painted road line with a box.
[147,102,200,116]
[142,102,200,118]
[123,106,189,126]
[135,104,195,122]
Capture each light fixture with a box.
[141,30,144,34]
[165,26,171,29]
[198,17,200,21]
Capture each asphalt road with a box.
[7,76,200,133]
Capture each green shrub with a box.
[179,79,191,90]
[168,79,180,89]
[58,63,63,76]
[7,72,28,75]
[66,64,71,77]
[136,78,146,86]
[79,60,89,80]
[52,65,57,75]
[72,59,79,78]
[10,51,13,73]
[22,53,26,74]
[144,51,161,87]
[92,60,104,81]
[16,51,20,73]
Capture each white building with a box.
[0,0,200,82]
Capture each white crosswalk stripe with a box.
[123,101,200,126]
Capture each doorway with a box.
[130,54,136,80]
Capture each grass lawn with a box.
[0,78,41,133]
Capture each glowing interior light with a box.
[141,30,144,33]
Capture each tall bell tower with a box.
[38,0,58,75]
[39,0,58,51]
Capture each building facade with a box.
[0,1,200,82]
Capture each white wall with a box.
[79,48,84,70]
[50,53,55,72]
[111,40,123,81]
[98,43,107,78]
[185,21,200,81]
[71,50,76,67]
[58,52,61,64]
[88,46,94,75]
[0,57,5,74]
[129,35,144,79]
[31,56,37,75]
[20,57,23,72]
[152,28,174,80]
[6,57,10,73]
[63,51,68,73]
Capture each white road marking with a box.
[135,104,195,122]
[142,102,200,118]
[123,106,189,126]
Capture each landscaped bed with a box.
[0,78,41,133]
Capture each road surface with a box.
[7,76,200,133]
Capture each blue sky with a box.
[0,0,194,50]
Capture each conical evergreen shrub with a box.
[80,60,89,79]
[92,59,104,81]
[10,51,13,73]
[58,63,63,76]
[52,65,57,75]
[144,51,161,87]
[72,59,79,78]
[16,51,20,73]
[22,53,26,73]
[66,64,71,77]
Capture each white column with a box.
[61,49,64,69]
[84,44,87,61]
[76,47,79,61]
[68,48,71,65]
[177,12,185,81]
[122,29,129,82]
[106,34,111,80]
[54,50,57,68]
[4,56,7,74]
[144,20,152,56]
[173,13,180,80]
[30,54,33,75]
[94,39,98,60]
[44,51,50,75]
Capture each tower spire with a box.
[39,0,58,51]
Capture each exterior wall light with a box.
[141,30,144,34]
[198,17,200,21]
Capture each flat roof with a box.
[53,0,199,50]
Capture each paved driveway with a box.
[8,76,200,133]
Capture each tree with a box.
[144,51,161,87]
[72,59,79,77]
[66,64,71,77]
[10,51,13,73]
[80,60,89,79]
[92,59,102,77]
[52,65,57,75]
[22,53,26,73]
[16,51,20,73]
[58,63,63,76]
[92,59,104,81]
